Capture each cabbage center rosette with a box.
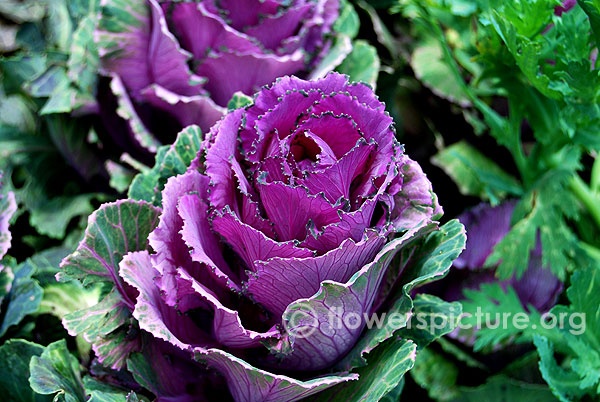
[95,0,340,144]
[118,73,441,399]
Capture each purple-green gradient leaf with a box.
[59,200,160,293]
[194,348,357,402]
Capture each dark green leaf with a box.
[398,294,462,349]
[29,340,85,402]
[312,338,417,401]
[0,262,43,337]
[0,339,50,402]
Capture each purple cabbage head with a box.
[429,202,562,314]
[110,73,442,400]
[95,0,340,149]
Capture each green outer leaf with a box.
[410,347,460,401]
[63,289,138,370]
[0,268,13,303]
[106,161,135,194]
[59,200,159,369]
[127,147,167,203]
[0,262,43,337]
[379,379,404,402]
[84,376,137,402]
[19,247,71,286]
[128,125,203,205]
[334,0,360,38]
[0,94,36,133]
[126,353,160,397]
[227,91,253,111]
[431,140,522,203]
[39,283,100,319]
[67,14,99,95]
[337,220,466,370]
[29,340,85,402]
[312,338,417,401]
[46,0,73,51]
[59,200,160,288]
[0,277,43,337]
[0,339,50,402]
[0,54,46,93]
[0,0,45,23]
[27,66,69,98]
[397,294,462,349]
[28,194,94,239]
[336,40,381,89]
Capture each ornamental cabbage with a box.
[61,73,453,401]
[95,0,341,151]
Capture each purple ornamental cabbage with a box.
[95,0,340,152]
[63,73,443,401]
[428,202,562,315]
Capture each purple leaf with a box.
[194,348,357,402]
[149,170,236,311]
[274,227,426,370]
[257,181,345,242]
[196,50,306,107]
[247,233,386,318]
[119,251,211,350]
[96,0,203,98]
[454,201,515,270]
[211,208,314,270]
[140,84,225,133]
[0,175,16,261]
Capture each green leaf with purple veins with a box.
[59,200,160,288]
